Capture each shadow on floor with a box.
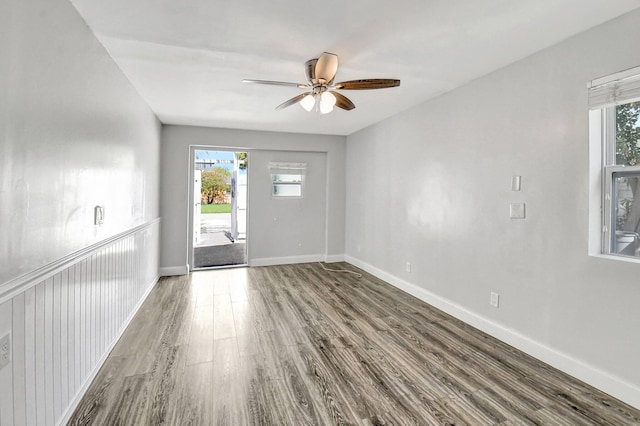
[194,243,246,268]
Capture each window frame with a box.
[588,71,640,263]
[268,162,307,199]
[603,166,640,256]
[271,172,304,198]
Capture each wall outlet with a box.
[490,292,500,308]
[406,262,412,272]
[0,333,10,371]
[357,244,361,253]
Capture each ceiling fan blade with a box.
[275,92,312,110]
[332,92,355,111]
[315,52,338,83]
[334,79,400,90]
[243,79,309,89]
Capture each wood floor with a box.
[69,262,640,425]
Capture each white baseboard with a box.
[344,255,640,410]
[159,265,189,276]
[250,254,325,267]
[58,274,159,426]
[324,254,345,263]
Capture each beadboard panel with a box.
[0,220,160,426]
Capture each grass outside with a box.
[201,203,231,214]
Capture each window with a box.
[269,162,306,198]
[589,66,640,258]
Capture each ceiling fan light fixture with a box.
[245,53,400,113]
[319,91,336,114]
[300,94,315,112]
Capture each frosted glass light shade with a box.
[319,92,336,114]
[300,94,315,111]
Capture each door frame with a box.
[188,145,250,271]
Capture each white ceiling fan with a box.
[243,52,400,114]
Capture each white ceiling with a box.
[70,0,640,136]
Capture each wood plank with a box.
[52,273,63,419]
[0,300,14,425]
[44,278,55,424]
[73,263,82,392]
[212,337,248,425]
[213,293,236,341]
[67,265,76,403]
[24,287,37,426]
[34,282,47,425]
[69,263,640,425]
[12,292,27,425]
[168,361,213,425]
[232,301,263,358]
[60,268,70,413]
[187,304,214,365]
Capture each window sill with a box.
[589,253,640,264]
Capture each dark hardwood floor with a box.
[69,262,640,425]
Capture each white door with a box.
[230,156,238,242]
[237,173,247,240]
[193,169,201,245]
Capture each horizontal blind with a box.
[268,162,307,175]
[589,65,640,109]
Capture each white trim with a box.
[188,146,250,272]
[324,254,345,263]
[0,219,161,305]
[160,265,190,276]
[591,253,640,264]
[249,254,325,267]
[57,274,159,426]
[590,64,640,88]
[344,255,640,409]
[588,109,605,256]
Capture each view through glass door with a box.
[193,150,247,268]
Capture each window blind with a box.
[588,65,640,109]
[268,162,307,175]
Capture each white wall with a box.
[1,0,162,423]
[345,10,640,408]
[248,150,327,264]
[1,0,161,285]
[160,125,345,272]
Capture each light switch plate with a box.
[94,205,104,225]
[490,292,500,308]
[511,175,522,191]
[510,203,526,219]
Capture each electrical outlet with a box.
[490,292,500,308]
[406,262,412,273]
[0,333,10,371]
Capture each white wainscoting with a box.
[0,219,160,426]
